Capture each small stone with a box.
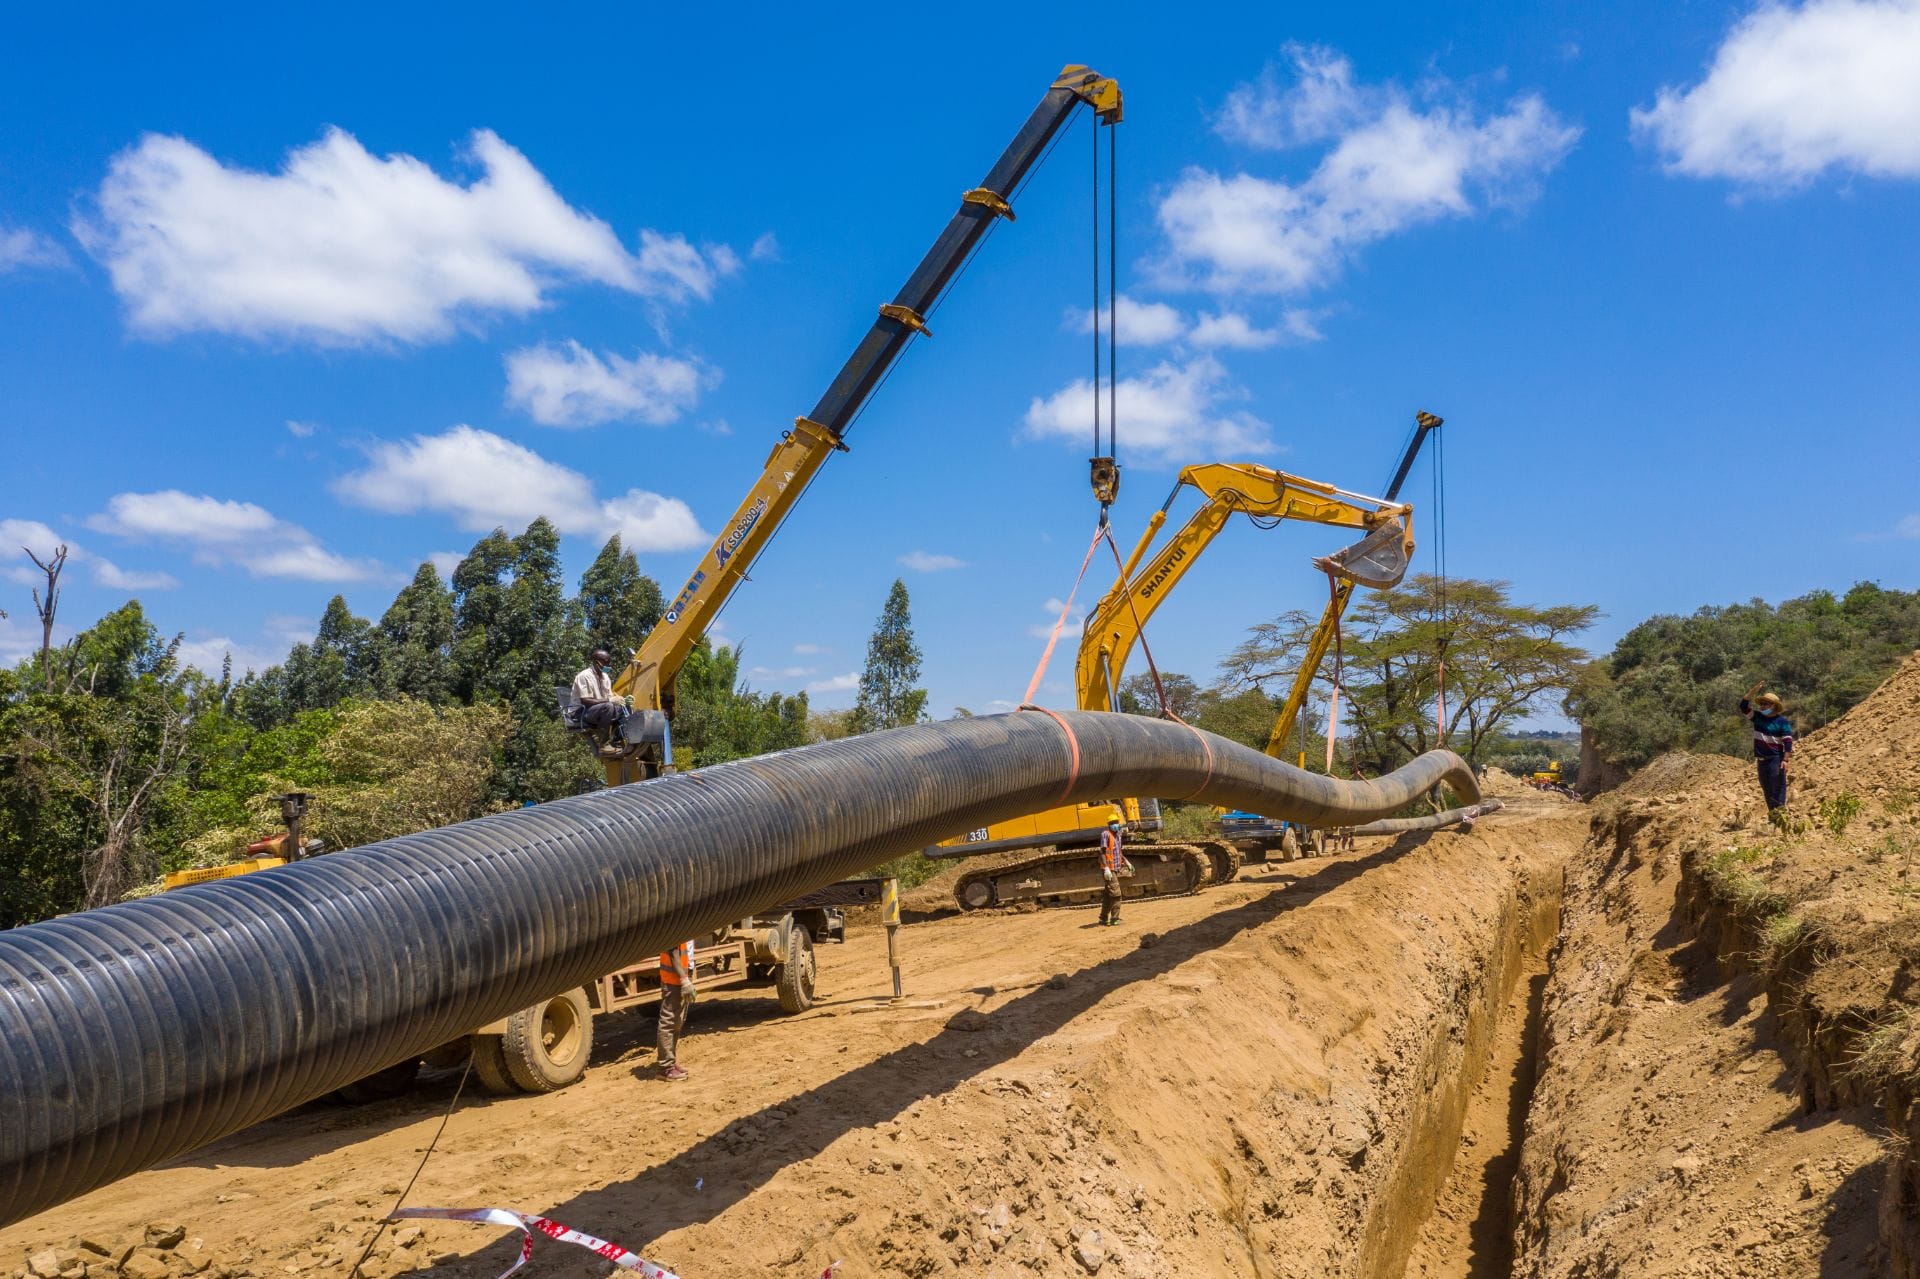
[950,1009,990,1033]
[1137,933,1160,949]
[146,1226,188,1252]
[1073,1229,1106,1273]
[121,1253,172,1279]
[75,1243,114,1261]
[305,1199,335,1214]
[1046,974,1069,990]
[28,1253,63,1279]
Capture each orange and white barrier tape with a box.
[392,1207,678,1279]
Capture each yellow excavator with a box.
[929,457,1415,910]
[575,66,1125,785]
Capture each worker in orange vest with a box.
[1098,814,1126,927]
[657,939,695,1082]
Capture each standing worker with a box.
[1739,683,1795,814]
[657,938,695,1082]
[1098,813,1126,927]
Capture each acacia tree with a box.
[1223,575,1595,772]
[852,579,927,733]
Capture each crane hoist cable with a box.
[1324,568,1347,775]
[1432,422,1450,746]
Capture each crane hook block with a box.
[878,303,932,337]
[962,188,1016,221]
[1089,456,1121,505]
[1416,410,1444,430]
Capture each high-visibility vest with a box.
[659,940,694,985]
[1099,828,1124,875]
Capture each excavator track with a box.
[954,843,1210,912]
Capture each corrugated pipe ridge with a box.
[0,710,1483,1225]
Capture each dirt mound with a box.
[1788,647,1920,804]
[1613,751,1741,800]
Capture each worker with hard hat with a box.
[1739,683,1795,813]
[1097,812,1127,926]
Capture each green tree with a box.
[1115,671,1203,719]
[0,603,201,922]
[1224,575,1596,772]
[1571,581,1920,771]
[449,528,516,705]
[672,640,811,767]
[574,535,664,664]
[375,563,456,704]
[852,579,928,733]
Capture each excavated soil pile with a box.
[1,807,1584,1279]
[1512,651,1920,1279]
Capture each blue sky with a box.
[3,2,1916,723]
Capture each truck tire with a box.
[330,1057,420,1104]
[775,924,816,1014]
[468,1034,518,1096]
[501,988,594,1093]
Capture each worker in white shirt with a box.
[571,648,627,732]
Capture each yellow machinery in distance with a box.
[586,65,1124,786]
[932,459,1414,910]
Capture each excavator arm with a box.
[1074,462,1413,715]
[600,66,1123,782]
[1264,412,1443,757]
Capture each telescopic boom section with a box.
[1075,462,1413,716]
[605,66,1121,776]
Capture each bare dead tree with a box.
[25,543,67,692]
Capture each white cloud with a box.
[504,340,707,427]
[1066,294,1188,345]
[91,560,180,590]
[1215,44,1369,149]
[332,424,710,553]
[86,490,378,582]
[748,664,818,681]
[286,419,317,438]
[427,550,464,579]
[1024,356,1274,463]
[1,517,179,591]
[0,226,70,272]
[807,672,859,694]
[1028,596,1088,640]
[749,232,781,262]
[1631,0,1920,186]
[1188,311,1285,349]
[792,642,828,655]
[74,128,737,344]
[601,489,707,553]
[1160,53,1578,295]
[1899,514,1920,538]
[899,550,967,572]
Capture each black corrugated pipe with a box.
[1348,800,1505,836]
[0,710,1486,1226]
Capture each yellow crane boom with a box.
[595,65,1124,784]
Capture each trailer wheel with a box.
[330,1057,420,1104]
[468,1034,518,1096]
[776,924,816,1014]
[501,988,595,1092]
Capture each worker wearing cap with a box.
[656,939,695,1082]
[1097,815,1126,926]
[572,648,627,731]
[1739,683,1795,812]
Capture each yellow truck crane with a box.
[932,459,1414,911]
[576,65,1124,786]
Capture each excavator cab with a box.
[1313,516,1414,590]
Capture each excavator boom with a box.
[599,67,1123,782]
[1075,461,1412,715]
[1264,412,1442,757]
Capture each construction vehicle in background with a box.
[573,65,1124,786]
[929,458,1416,911]
[1209,413,1446,863]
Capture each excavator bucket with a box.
[1312,517,1413,589]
